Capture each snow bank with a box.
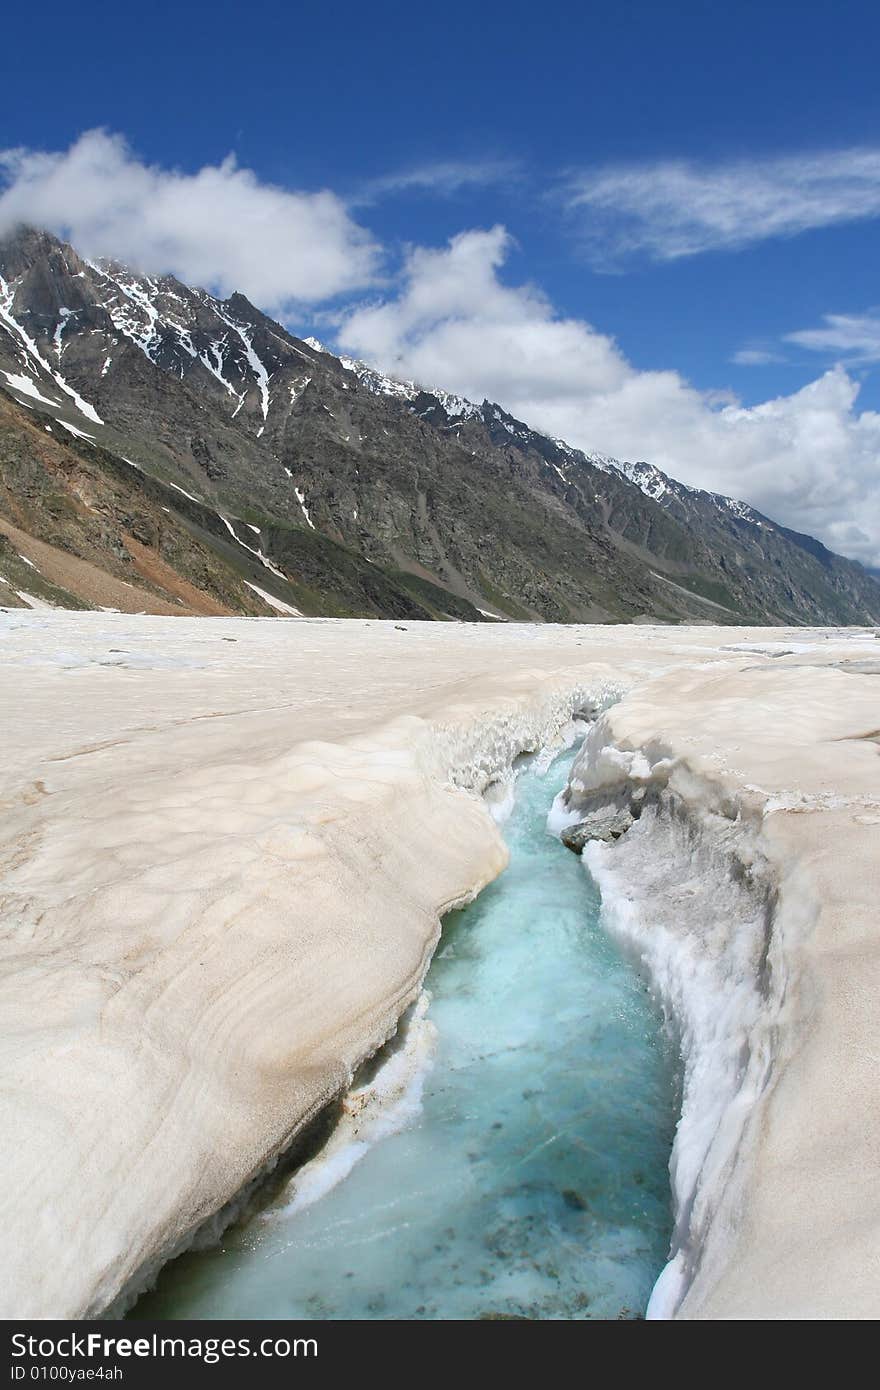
[556,655,880,1319]
[559,718,778,1316]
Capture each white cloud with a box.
[731,347,787,366]
[786,311,880,363]
[339,226,634,401]
[353,159,521,205]
[337,228,880,565]
[0,130,379,311]
[563,147,880,263]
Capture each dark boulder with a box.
[561,807,634,853]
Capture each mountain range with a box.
[1,225,879,625]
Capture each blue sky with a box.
[3,0,880,562]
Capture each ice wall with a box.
[559,716,785,1317]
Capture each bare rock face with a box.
[561,807,634,852]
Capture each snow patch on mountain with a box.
[294,486,315,530]
[0,274,104,425]
[100,269,162,359]
[213,306,271,421]
[219,515,288,578]
[200,339,243,402]
[52,307,76,358]
[243,581,302,616]
[82,260,278,423]
[3,371,61,409]
[56,419,95,441]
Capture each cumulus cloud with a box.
[786,311,880,363]
[563,147,880,263]
[336,228,880,565]
[0,130,379,310]
[339,226,635,402]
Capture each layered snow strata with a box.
[557,717,777,1317]
[555,657,880,1321]
[0,621,612,1320]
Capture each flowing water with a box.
[133,746,678,1320]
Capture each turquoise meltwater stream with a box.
[133,744,678,1320]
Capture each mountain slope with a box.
[2,225,878,625]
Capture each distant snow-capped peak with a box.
[612,458,682,502]
[716,494,767,527]
[612,457,768,528]
[340,356,482,420]
[340,357,418,401]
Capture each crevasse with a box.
[132,724,679,1320]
